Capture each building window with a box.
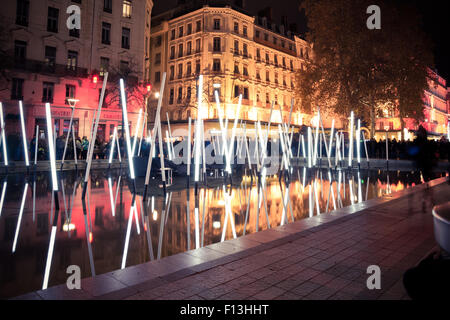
[122,28,130,49]
[234,85,239,97]
[186,41,192,55]
[169,88,174,104]
[44,46,56,68]
[177,87,182,103]
[186,86,191,101]
[265,53,269,62]
[234,64,239,74]
[264,33,268,41]
[100,57,109,76]
[102,22,111,44]
[11,78,24,100]
[243,66,248,76]
[170,46,175,59]
[213,37,221,52]
[42,82,54,103]
[266,92,269,103]
[178,63,183,79]
[274,55,278,66]
[275,73,278,84]
[195,60,200,74]
[195,39,201,53]
[120,60,129,74]
[156,35,162,47]
[243,26,247,37]
[155,53,161,65]
[255,30,260,38]
[275,94,278,105]
[290,60,293,70]
[171,29,175,40]
[14,40,27,64]
[104,0,112,13]
[69,26,80,38]
[67,50,78,70]
[213,19,220,30]
[256,69,261,80]
[178,26,183,37]
[122,0,132,18]
[178,43,183,57]
[186,62,191,76]
[243,43,248,56]
[234,22,239,33]
[256,48,260,59]
[155,71,160,83]
[234,40,239,54]
[47,7,59,33]
[243,87,249,99]
[65,85,76,103]
[282,57,286,67]
[16,0,29,26]
[169,65,174,80]
[196,20,201,32]
[289,43,293,50]
[281,40,285,48]
[273,37,277,45]
[266,71,270,82]
[187,23,192,35]
[213,59,220,72]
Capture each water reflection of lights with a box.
[152,210,158,221]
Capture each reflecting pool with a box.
[0,168,446,298]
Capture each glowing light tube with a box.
[194,75,203,181]
[349,111,354,167]
[187,117,191,176]
[328,119,335,161]
[42,226,57,290]
[357,119,361,164]
[34,125,39,165]
[121,204,134,269]
[131,108,142,157]
[119,79,135,179]
[45,103,58,191]
[12,183,28,252]
[108,127,117,164]
[226,95,242,173]
[108,177,115,216]
[18,102,29,166]
[0,181,7,217]
[0,103,8,166]
[307,127,312,168]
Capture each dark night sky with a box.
[153,0,450,81]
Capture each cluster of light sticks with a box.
[0,69,418,291]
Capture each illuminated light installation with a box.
[313,113,319,166]
[83,72,108,199]
[166,112,175,159]
[357,119,361,166]
[42,103,60,289]
[221,186,237,242]
[362,130,369,164]
[165,130,172,161]
[307,127,312,168]
[45,103,58,192]
[226,95,242,174]
[131,108,143,157]
[108,127,118,164]
[18,101,29,167]
[108,177,115,216]
[0,181,7,217]
[328,119,335,164]
[34,125,39,165]
[12,183,28,253]
[61,98,78,169]
[0,103,8,166]
[119,78,135,180]
[194,75,203,182]
[348,111,354,167]
[187,117,191,176]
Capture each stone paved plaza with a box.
[14,176,449,300]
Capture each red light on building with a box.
[145,83,152,93]
[92,75,98,84]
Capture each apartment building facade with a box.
[148,5,321,136]
[375,69,449,141]
[0,0,153,142]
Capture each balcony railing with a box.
[12,59,88,78]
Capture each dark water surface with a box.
[0,168,446,298]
